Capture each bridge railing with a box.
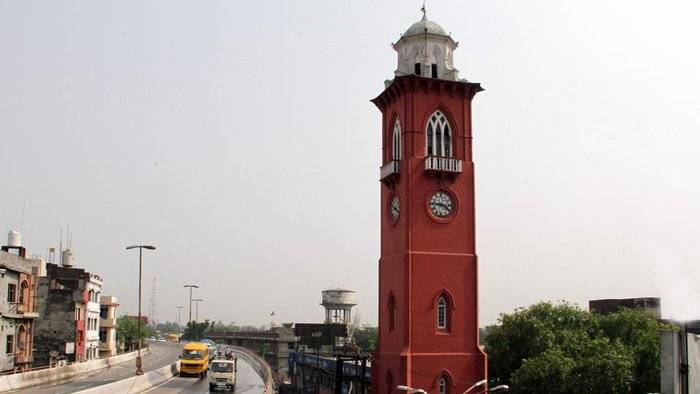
[228,345,276,393]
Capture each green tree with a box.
[353,326,378,354]
[155,321,179,334]
[116,316,155,351]
[483,301,666,394]
[182,319,211,341]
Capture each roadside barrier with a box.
[228,346,276,393]
[0,348,149,392]
[72,361,180,394]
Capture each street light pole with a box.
[126,244,156,376]
[183,284,199,324]
[175,306,183,337]
[193,299,203,323]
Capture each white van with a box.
[208,358,237,392]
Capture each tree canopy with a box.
[116,316,156,351]
[482,301,670,394]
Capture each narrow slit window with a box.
[431,64,438,78]
[437,297,447,329]
[414,63,421,76]
[392,120,402,161]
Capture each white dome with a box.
[403,14,447,37]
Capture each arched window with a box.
[426,111,452,157]
[439,376,447,394]
[19,281,28,304]
[437,297,447,330]
[392,119,402,161]
[387,293,396,332]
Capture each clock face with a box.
[429,190,454,218]
[390,195,400,223]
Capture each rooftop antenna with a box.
[19,199,27,234]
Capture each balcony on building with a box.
[380,160,401,185]
[100,318,117,328]
[424,156,462,176]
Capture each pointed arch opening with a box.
[426,110,452,157]
[435,371,454,394]
[434,289,455,332]
[392,119,402,161]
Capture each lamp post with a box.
[397,386,428,394]
[126,244,156,375]
[464,379,487,393]
[182,284,199,324]
[193,299,203,323]
[175,306,183,337]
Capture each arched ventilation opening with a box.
[426,111,452,157]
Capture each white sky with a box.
[2,1,700,326]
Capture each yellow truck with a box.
[179,342,210,378]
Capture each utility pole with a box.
[193,299,203,323]
[183,284,199,324]
[126,244,156,376]
[175,306,183,336]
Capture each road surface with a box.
[13,340,182,394]
[147,348,265,393]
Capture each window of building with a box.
[414,63,421,76]
[388,293,396,332]
[392,119,402,161]
[6,335,14,354]
[99,330,106,342]
[100,306,108,319]
[437,297,447,329]
[431,63,438,78]
[7,284,16,303]
[439,376,448,394]
[426,111,452,157]
[19,281,28,304]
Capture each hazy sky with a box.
[2,1,700,326]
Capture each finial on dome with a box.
[420,1,427,21]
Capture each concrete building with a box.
[99,295,118,357]
[589,297,661,319]
[33,259,102,366]
[84,274,103,360]
[0,245,41,372]
[208,324,296,379]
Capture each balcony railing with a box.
[380,160,401,182]
[424,156,463,174]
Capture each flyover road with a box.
[146,347,265,393]
[11,340,182,394]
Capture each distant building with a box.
[589,297,661,319]
[33,258,103,366]
[85,274,103,360]
[99,295,119,357]
[0,246,42,372]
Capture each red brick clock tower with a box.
[372,10,487,394]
